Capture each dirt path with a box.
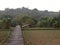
[7,25,24,45]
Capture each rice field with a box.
[23,29,60,45]
[0,29,11,45]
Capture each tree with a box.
[0,20,3,29]
[2,18,11,29]
[16,14,37,27]
[38,17,53,27]
[11,19,16,27]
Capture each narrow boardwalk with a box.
[7,25,24,45]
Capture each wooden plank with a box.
[7,25,24,45]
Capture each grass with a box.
[23,27,60,30]
[23,29,60,45]
[0,29,11,45]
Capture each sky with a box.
[0,0,60,11]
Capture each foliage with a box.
[36,16,60,28]
[2,18,11,29]
[11,19,16,27]
[0,8,60,28]
[0,30,11,45]
[0,20,3,29]
[16,13,60,28]
[16,14,37,26]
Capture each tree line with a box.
[16,14,60,28]
[0,14,60,29]
[0,7,60,28]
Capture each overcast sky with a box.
[0,0,60,11]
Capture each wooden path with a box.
[7,25,24,45]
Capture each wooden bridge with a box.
[7,25,24,45]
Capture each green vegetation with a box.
[0,14,14,45]
[0,8,60,28]
[16,14,60,28]
[0,29,11,45]
[16,14,37,26]
[36,16,60,28]
[0,15,12,45]
[0,7,60,45]
[23,29,60,45]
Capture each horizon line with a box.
[0,7,59,12]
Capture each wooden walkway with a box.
[7,25,24,45]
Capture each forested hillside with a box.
[0,7,59,20]
[0,7,60,28]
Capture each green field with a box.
[23,29,60,45]
[0,29,11,45]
